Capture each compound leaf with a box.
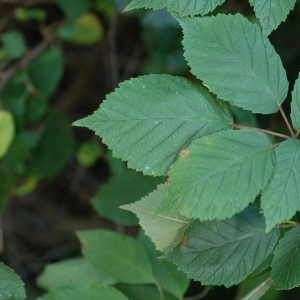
[0,261,26,300]
[163,207,279,287]
[77,230,155,284]
[271,226,300,290]
[125,0,225,16]
[158,129,275,221]
[122,184,189,253]
[74,75,233,176]
[179,14,288,114]
[249,0,297,36]
[291,72,300,131]
[261,139,300,232]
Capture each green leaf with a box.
[0,261,26,300]
[74,74,233,176]
[27,46,64,98]
[158,129,275,220]
[249,0,297,36]
[25,94,47,123]
[178,14,288,114]
[56,0,90,19]
[163,206,279,287]
[271,226,300,290]
[92,171,164,226]
[76,141,103,167]
[36,257,115,290]
[38,284,129,300]
[14,8,47,21]
[291,72,300,131]
[0,110,15,158]
[1,30,26,59]
[137,230,190,299]
[27,110,75,178]
[240,277,273,300]
[125,0,225,16]
[77,230,155,284]
[122,184,189,252]
[261,139,300,232]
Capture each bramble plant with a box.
[74,0,300,298]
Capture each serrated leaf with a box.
[77,230,155,284]
[271,226,300,290]
[261,139,300,232]
[74,74,233,176]
[36,257,115,290]
[122,184,189,252]
[291,72,300,131]
[163,206,279,287]
[158,129,275,220]
[249,0,297,36]
[0,262,26,300]
[37,284,129,300]
[125,0,225,16]
[179,14,288,114]
[92,171,164,226]
[137,230,190,299]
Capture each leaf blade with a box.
[291,72,300,131]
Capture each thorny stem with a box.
[279,105,296,137]
[184,286,211,300]
[233,124,292,140]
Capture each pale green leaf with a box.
[0,110,15,158]
[271,227,300,290]
[92,171,164,226]
[36,257,115,290]
[0,262,26,300]
[122,184,189,252]
[241,277,273,300]
[137,230,190,299]
[158,129,275,220]
[179,14,288,114]
[125,0,225,16]
[74,74,233,176]
[38,284,128,300]
[249,0,297,35]
[261,139,300,232]
[77,230,155,284]
[163,207,279,287]
[291,72,300,131]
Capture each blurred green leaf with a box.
[0,262,26,300]
[0,110,15,158]
[1,30,26,59]
[56,0,90,19]
[14,8,47,21]
[76,140,103,167]
[25,94,48,123]
[92,171,164,225]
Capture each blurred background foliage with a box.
[0,0,299,299]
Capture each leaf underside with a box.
[178,14,288,114]
[249,0,297,36]
[74,74,232,176]
[164,206,279,287]
[122,184,189,253]
[125,0,225,16]
[271,226,300,290]
[261,139,300,232]
[291,72,300,131]
[158,129,275,221]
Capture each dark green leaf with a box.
[158,129,275,220]
[249,0,297,35]
[179,14,288,114]
[27,46,64,98]
[93,171,164,225]
[291,72,300,131]
[1,30,26,59]
[122,184,189,252]
[77,230,155,284]
[56,0,90,19]
[125,0,225,16]
[271,226,300,290]
[74,74,233,176]
[163,207,279,287]
[261,139,300,232]
[25,94,47,123]
[0,262,26,300]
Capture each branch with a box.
[0,38,50,94]
[279,105,296,137]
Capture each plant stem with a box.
[233,124,291,139]
[279,105,296,137]
[184,286,211,300]
[154,280,164,300]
